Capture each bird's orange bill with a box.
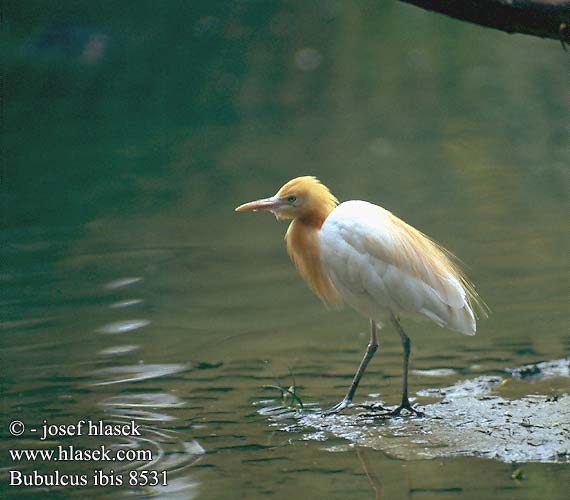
[235,196,282,212]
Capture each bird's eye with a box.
[287,196,297,203]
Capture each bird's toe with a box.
[322,398,352,416]
[353,402,387,412]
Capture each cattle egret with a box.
[235,176,486,416]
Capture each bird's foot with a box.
[389,401,424,417]
[322,398,353,416]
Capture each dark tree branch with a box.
[399,0,570,43]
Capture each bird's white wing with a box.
[319,201,477,335]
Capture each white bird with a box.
[236,176,486,415]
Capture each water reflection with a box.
[357,448,382,500]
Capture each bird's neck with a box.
[285,218,339,306]
[297,205,333,229]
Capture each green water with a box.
[2,1,568,499]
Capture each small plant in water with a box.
[262,362,304,410]
[511,467,525,481]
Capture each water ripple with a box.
[110,299,144,309]
[98,345,140,357]
[90,363,189,386]
[97,319,150,334]
[97,393,205,499]
[104,277,143,289]
[100,393,184,422]
[102,393,183,408]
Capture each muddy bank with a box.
[262,358,570,463]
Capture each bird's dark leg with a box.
[389,314,424,417]
[323,319,379,415]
